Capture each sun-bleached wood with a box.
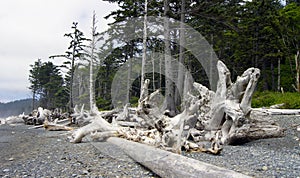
[69,60,285,152]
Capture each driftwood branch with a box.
[252,108,300,115]
[43,120,74,131]
[70,115,118,143]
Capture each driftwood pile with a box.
[67,61,284,153]
[0,107,71,126]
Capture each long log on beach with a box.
[252,108,300,115]
[107,137,250,178]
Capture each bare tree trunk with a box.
[271,60,275,91]
[70,50,75,110]
[159,46,163,89]
[126,53,132,104]
[32,91,36,110]
[175,0,186,107]
[278,53,281,92]
[140,0,148,97]
[89,11,97,110]
[125,41,135,104]
[163,0,176,115]
[152,52,155,91]
[295,51,300,92]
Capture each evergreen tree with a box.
[29,60,68,109]
[50,22,90,110]
[99,0,300,107]
[279,2,300,91]
[29,59,42,110]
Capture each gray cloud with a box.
[0,0,118,103]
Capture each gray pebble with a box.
[2,169,10,173]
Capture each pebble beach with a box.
[0,115,299,177]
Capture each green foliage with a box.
[252,91,300,109]
[29,60,68,109]
[129,96,139,107]
[53,88,69,110]
[97,0,300,110]
[96,97,111,111]
[280,64,295,92]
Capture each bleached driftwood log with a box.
[23,107,69,126]
[43,120,74,131]
[252,108,300,115]
[33,107,52,125]
[106,137,249,178]
[20,108,46,125]
[71,105,90,125]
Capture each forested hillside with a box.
[0,99,32,118]
[28,0,300,111]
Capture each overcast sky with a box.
[0,0,118,103]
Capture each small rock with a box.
[81,170,89,175]
[243,172,250,175]
[8,157,14,161]
[3,169,10,173]
[61,156,67,161]
[262,166,268,171]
